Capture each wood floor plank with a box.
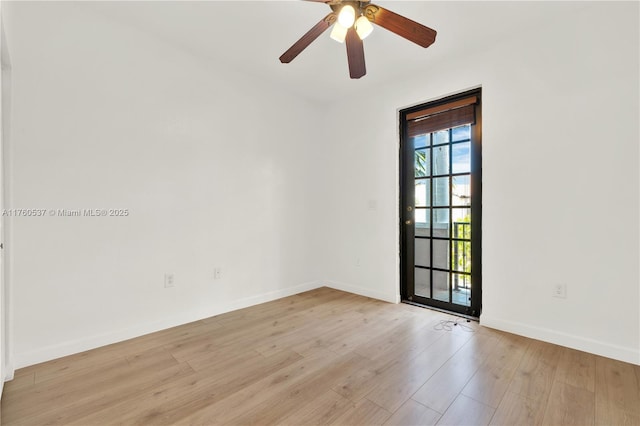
[28,349,129,386]
[178,349,342,425]
[489,391,547,426]
[412,333,500,413]
[174,293,358,362]
[11,361,195,426]
[181,346,261,373]
[384,399,441,426]
[555,346,596,392]
[332,361,392,403]
[352,311,441,359]
[594,355,640,422]
[330,399,392,426]
[253,300,366,357]
[595,403,640,426]
[71,350,302,426]
[333,323,470,404]
[227,352,369,425]
[278,389,354,426]
[436,394,495,426]
[461,332,529,408]
[325,310,414,356]
[291,305,410,357]
[169,294,367,365]
[364,330,472,412]
[181,310,316,353]
[507,339,561,401]
[542,381,594,426]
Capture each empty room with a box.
[0,0,638,425]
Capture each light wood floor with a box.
[2,287,639,425]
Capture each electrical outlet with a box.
[214,267,222,280]
[355,258,361,267]
[164,273,175,288]
[552,283,566,299]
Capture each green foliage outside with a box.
[453,216,471,286]
[415,150,428,176]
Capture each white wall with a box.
[5,2,324,368]
[2,1,638,371]
[317,2,640,364]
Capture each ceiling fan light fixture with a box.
[337,5,356,28]
[330,22,348,43]
[355,15,373,40]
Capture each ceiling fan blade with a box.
[345,27,366,79]
[365,4,437,48]
[279,13,337,64]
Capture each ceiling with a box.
[81,1,592,103]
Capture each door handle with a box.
[405,220,412,225]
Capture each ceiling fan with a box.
[279,0,437,79]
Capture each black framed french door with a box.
[400,89,482,318]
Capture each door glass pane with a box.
[415,208,430,229]
[432,208,449,238]
[415,268,431,298]
[452,240,471,273]
[452,142,471,174]
[432,239,449,270]
[415,180,430,207]
[452,125,470,142]
[433,271,449,302]
[432,177,449,206]
[433,130,449,145]
[452,175,470,206]
[452,273,471,306]
[412,134,429,149]
[452,208,471,239]
[415,149,430,177]
[432,145,450,175]
[415,238,430,267]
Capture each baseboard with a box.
[4,363,14,381]
[481,315,640,365]
[323,280,400,304]
[14,281,323,370]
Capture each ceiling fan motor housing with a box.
[330,1,371,17]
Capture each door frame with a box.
[399,88,482,318]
